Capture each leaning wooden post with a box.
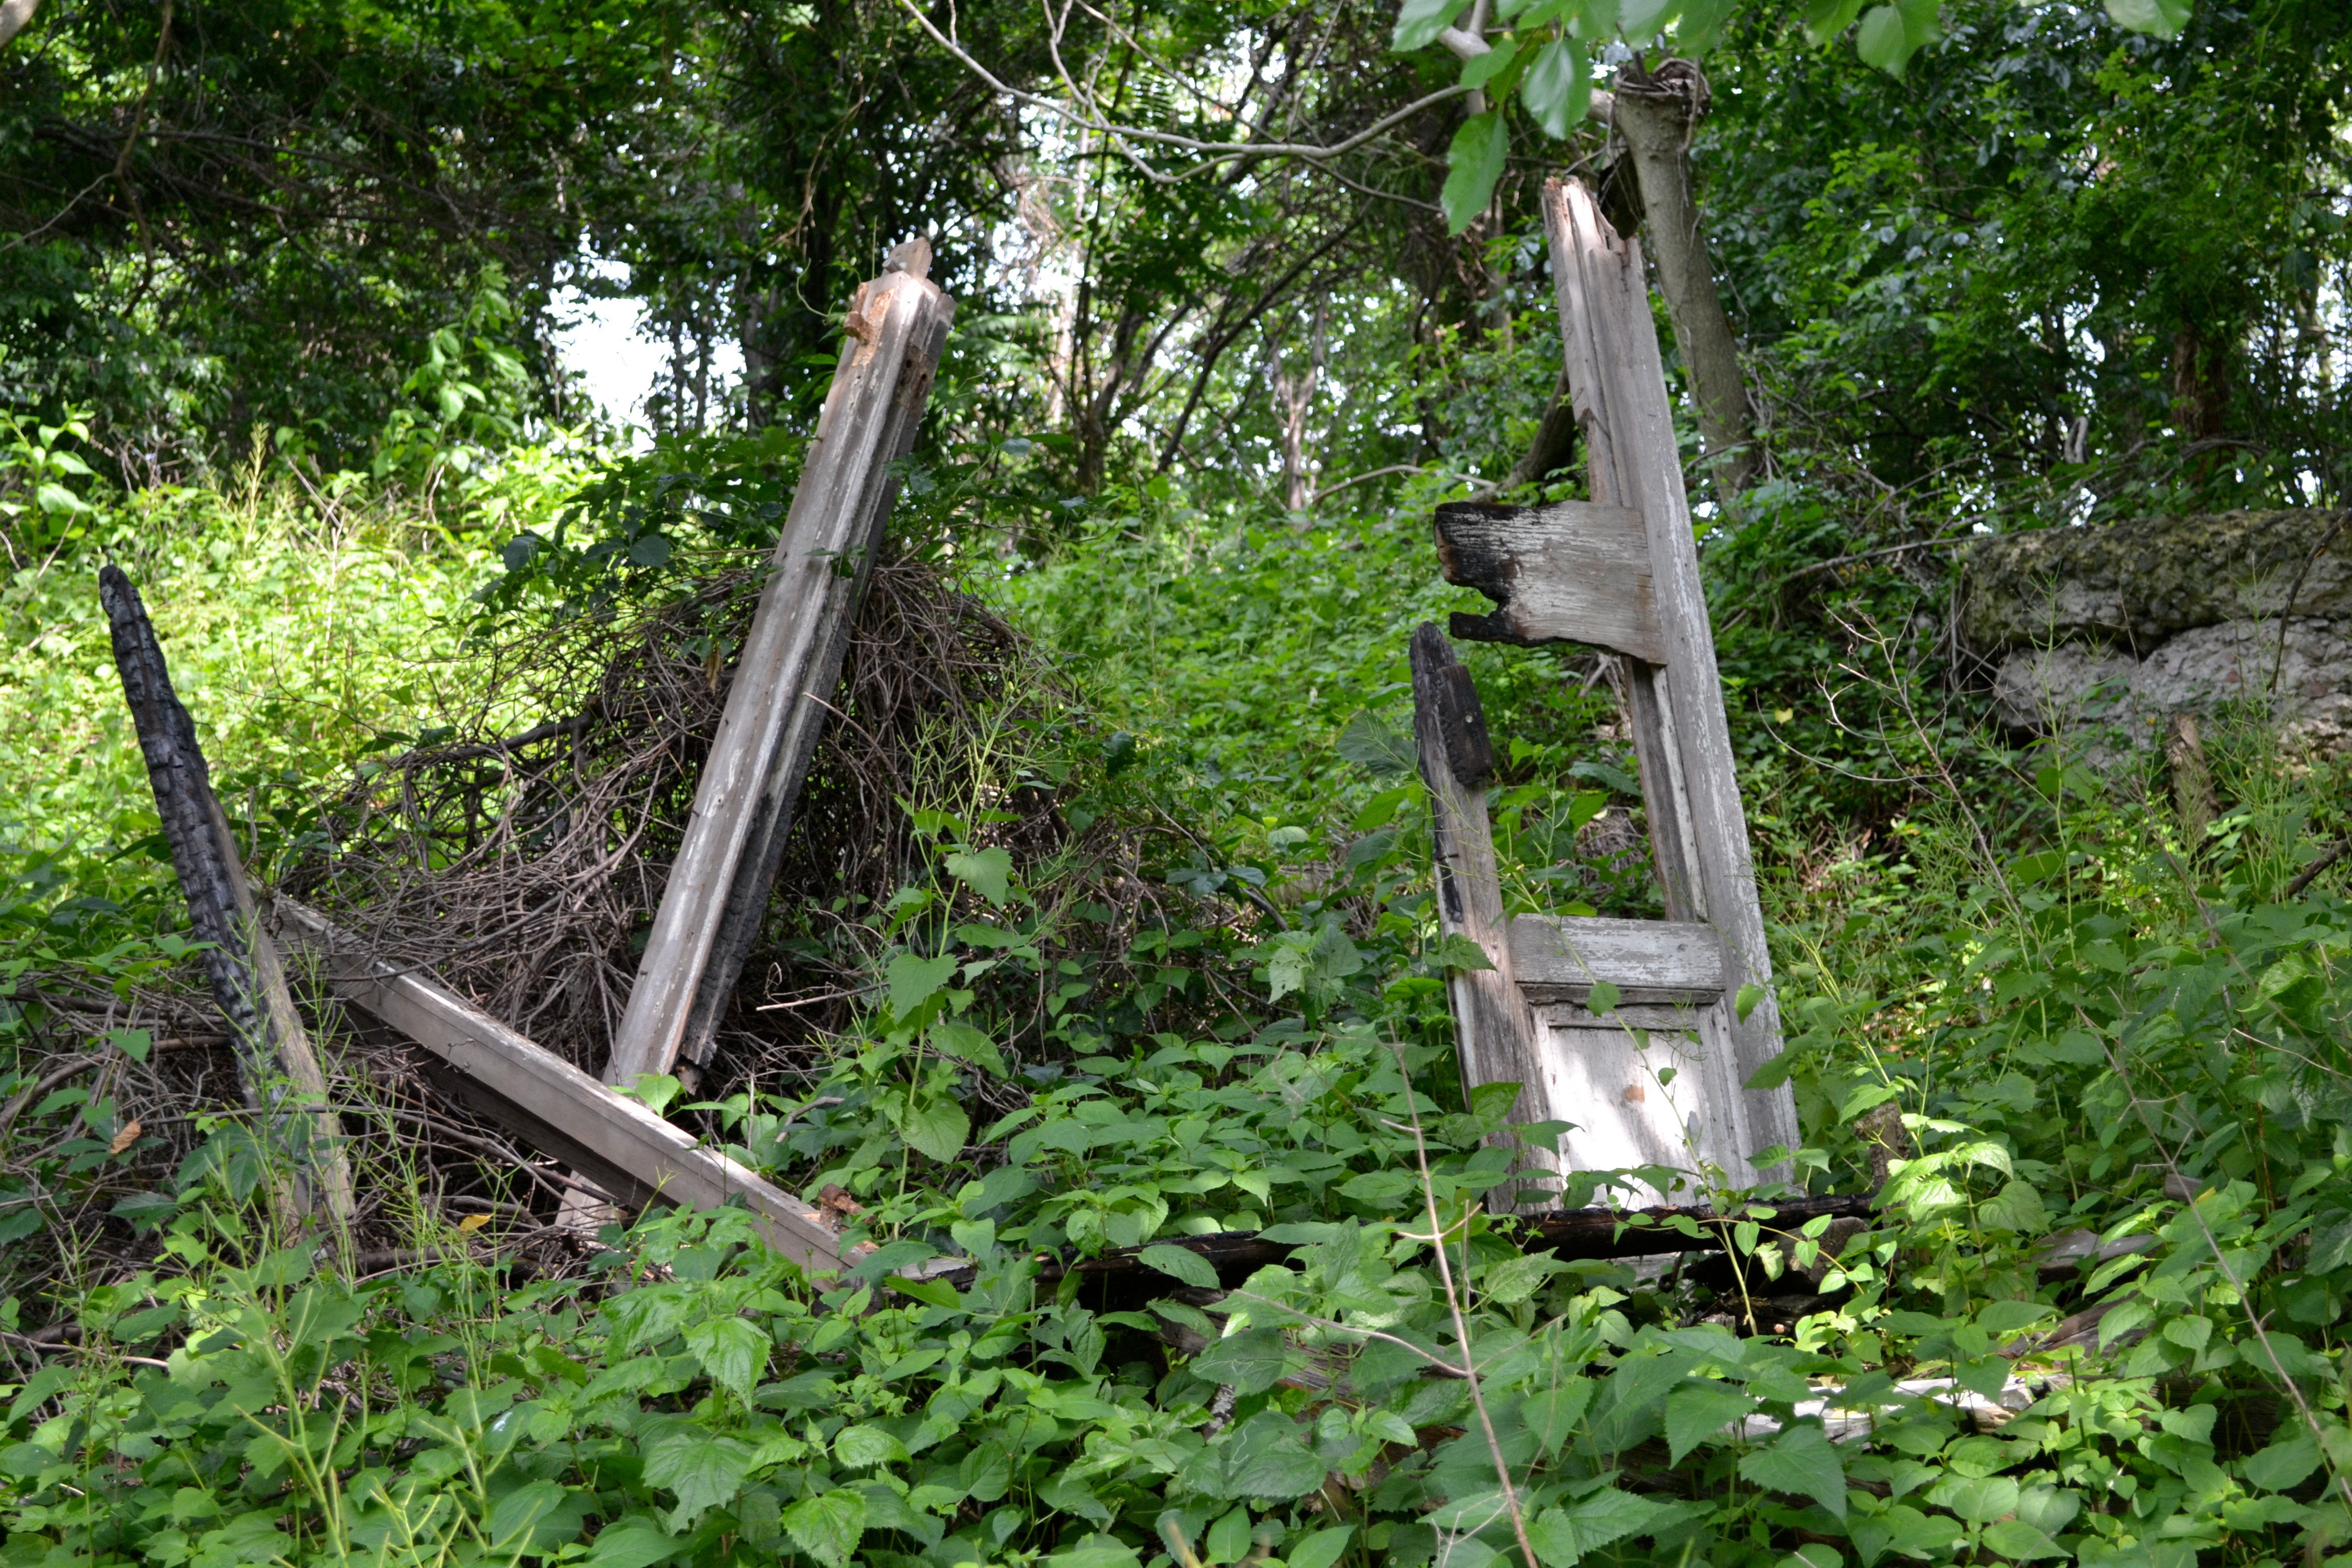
[100,566,355,1228]
[1539,177,1796,1171]
[604,239,955,1091]
[1410,623,1555,1202]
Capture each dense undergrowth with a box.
[5,434,2352,1568]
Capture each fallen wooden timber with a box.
[262,907,1874,1295]
[270,895,850,1280]
[278,891,1873,1298]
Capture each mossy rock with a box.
[1962,510,2352,652]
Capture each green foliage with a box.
[1389,0,2192,231]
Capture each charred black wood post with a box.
[100,565,354,1227]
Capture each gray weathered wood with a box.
[1526,1011,1732,1202]
[1538,177,1798,1178]
[101,565,354,1227]
[1410,623,1555,1197]
[1508,915,1722,1005]
[607,243,954,1089]
[272,896,847,1279]
[1434,500,1666,663]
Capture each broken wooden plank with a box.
[100,565,354,1227]
[1509,914,1723,1006]
[1434,499,1666,663]
[607,239,956,1091]
[270,895,845,1280]
[1409,622,1554,1197]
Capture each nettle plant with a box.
[9,700,2352,1568]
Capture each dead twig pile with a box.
[286,549,1037,1087]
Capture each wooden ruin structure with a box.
[104,197,1828,1300]
[1416,178,1799,1204]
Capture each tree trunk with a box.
[1502,372,1579,491]
[0,0,40,50]
[1607,61,1757,509]
[1270,301,1326,513]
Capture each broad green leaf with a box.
[2240,1434,2321,1491]
[1527,1488,1665,1567]
[887,1272,961,1309]
[1735,982,1767,1022]
[641,1432,753,1528]
[1981,1521,2065,1561]
[1664,1382,1756,1463]
[1460,41,1525,91]
[1738,1424,1846,1517]
[1218,1412,1326,1500]
[683,1316,768,1401]
[2306,1212,2352,1272]
[489,1480,590,1551]
[835,1424,912,1468]
[1522,1381,1594,1453]
[580,1515,678,1568]
[1673,0,1737,50]
[1191,1326,1291,1395]
[782,1487,868,1568]
[1287,1526,1354,1568]
[1801,0,1865,41]
[961,1443,1013,1502]
[1976,1300,2054,1336]
[1138,1243,1222,1290]
[888,952,959,1016]
[1926,1474,2018,1526]
[1979,1179,2049,1235]
[1206,1507,1253,1564]
[946,845,1014,905]
[1618,0,1677,38]
[1481,1251,1573,1304]
[899,1097,971,1162]
[932,1018,1007,1077]
[2103,0,2191,35]
[1441,111,1508,236]
[1854,5,1911,71]
[1393,0,1463,52]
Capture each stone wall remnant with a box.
[1961,510,2352,753]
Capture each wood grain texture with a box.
[1435,499,1666,663]
[1508,914,1723,1004]
[273,897,846,1279]
[1410,623,1554,1195]
[1539,177,1798,1182]
[607,260,955,1088]
[100,565,354,1225]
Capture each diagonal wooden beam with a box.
[271,896,846,1279]
[606,241,956,1091]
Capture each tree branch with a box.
[890,0,1470,178]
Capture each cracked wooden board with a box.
[271,896,847,1281]
[1434,499,1665,663]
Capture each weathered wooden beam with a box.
[1409,623,1555,1199]
[1539,178,1799,1177]
[100,566,354,1228]
[1434,499,1666,664]
[607,239,955,1091]
[1508,915,1723,1007]
[271,896,846,1280]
